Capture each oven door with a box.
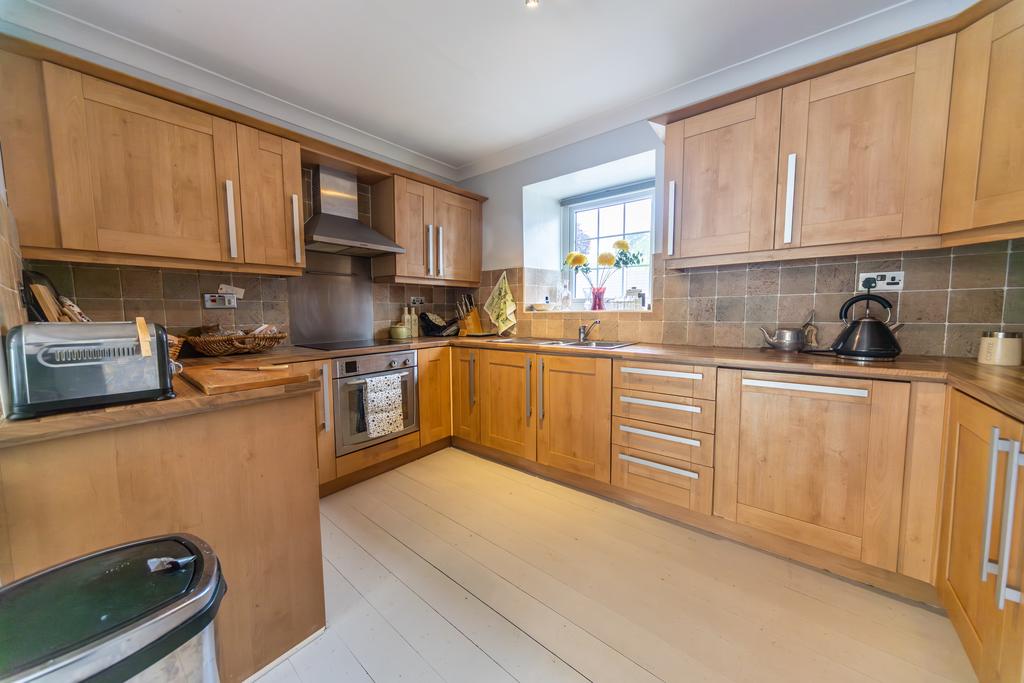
[333,367,418,456]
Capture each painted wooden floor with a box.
[255,447,975,683]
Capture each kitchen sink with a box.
[566,341,634,349]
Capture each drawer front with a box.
[613,360,716,399]
[611,416,714,467]
[611,448,713,515]
[612,387,715,434]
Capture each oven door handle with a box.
[345,371,411,385]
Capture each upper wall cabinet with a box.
[42,62,244,264]
[778,37,955,249]
[371,176,482,286]
[664,91,781,258]
[941,0,1024,235]
[237,125,304,268]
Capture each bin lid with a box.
[0,534,225,682]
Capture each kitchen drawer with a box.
[611,416,714,467]
[611,447,713,515]
[612,387,715,434]
[612,360,716,399]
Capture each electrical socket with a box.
[857,271,904,292]
[409,296,425,305]
[202,292,237,309]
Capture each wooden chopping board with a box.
[181,364,307,396]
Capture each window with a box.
[561,181,654,302]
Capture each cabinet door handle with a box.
[666,180,676,257]
[997,438,1024,609]
[619,424,700,448]
[538,357,544,423]
[783,153,797,245]
[741,377,868,398]
[292,193,302,264]
[437,225,445,278]
[321,362,331,433]
[621,366,702,380]
[620,395,700,413]
[225,179,238,258]
[982,427,1006,581]
[427,224,435,275]
[469,352,476,407]
[619,453,698,480]
[525,357,532,419]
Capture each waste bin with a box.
[0,534,226,682]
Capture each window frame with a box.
[560,181,655,303]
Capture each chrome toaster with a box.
[5,322,176,420]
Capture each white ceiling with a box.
[1,0,972,180]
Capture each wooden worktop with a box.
[5,336,1024,447]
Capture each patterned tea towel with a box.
[363,374,404,438]
[484,271,517,334]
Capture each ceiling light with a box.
[525,0,539,8]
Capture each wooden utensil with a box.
[181,365,305,395]
[29,284,63,322]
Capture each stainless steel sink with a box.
[566,341,635,349]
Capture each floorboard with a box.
[256,448,975,683]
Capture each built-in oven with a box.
[332,351,418,456]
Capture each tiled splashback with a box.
[481,240,1024,357]
[24,261,290,338]
[372,282,478,340]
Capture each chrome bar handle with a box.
[619,453,698,480]
[525,357,532,420]
[666,180,676,256]
[468,352,476,407]
[783,153,797,245]
[538,357,544,423]
[427,224,435,275]
[619,424,700,448]
[292,193,302,264]
[983,426,1005,581]
[997,440,1023,609]
[321,362,331,433]
[225,179,238,258]
[437,225,445,277]
[346,371,410,385]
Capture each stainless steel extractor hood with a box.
[305,165,405,257]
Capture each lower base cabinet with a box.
[418,347,452,445]
[479,350,612,482]
[939,391,1024,683]
[288,360,337,484]
[714,369,910,571]
[452,347,480,442]
[611,448,713,514]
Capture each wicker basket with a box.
[185,332,288,357]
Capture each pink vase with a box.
[590,287,606,311]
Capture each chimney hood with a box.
[305,165,405,257]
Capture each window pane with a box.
[623,266,652,295]
[575,209,598,241]
[576,238,595,262]
[624,198,652,232]
[602,269,624,299]
[597,236,620,257]
[574,271,591,298]
[626,232,651,263]
[598,203,624,237]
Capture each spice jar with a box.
[978,331,1022,366]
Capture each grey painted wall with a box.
[460,121,664,270]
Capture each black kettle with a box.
[831,281,903,361]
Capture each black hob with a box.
[296,339,411,351]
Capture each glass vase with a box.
[590,287,606,311]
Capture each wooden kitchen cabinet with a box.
[288,360,338,485]
[372,176,481,286]
[41,62,244,263]
[237,124,304,268]
[452,347,481,442]
[715,369,910,571]
[418,346,453,445]
[664,91,781,258]
[536,355,612,482]
[941,0,1024,235]
[777,36,955,248]
[479,350,537,461]
[938,391,1024,683]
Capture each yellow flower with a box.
[612,239,630,252]
[567,252,588,267]
[597,251,616,267]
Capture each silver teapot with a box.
[759,315,817,352]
